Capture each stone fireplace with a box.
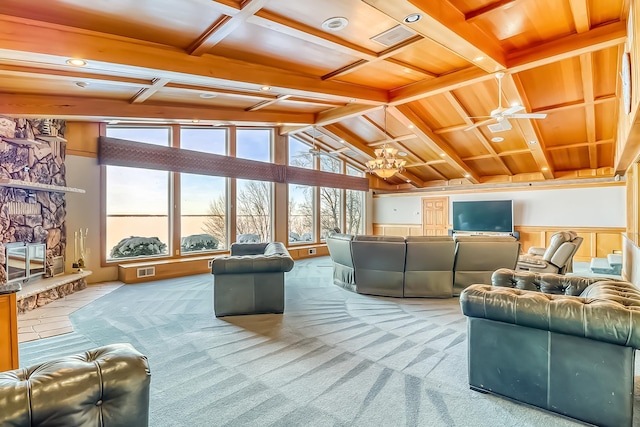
[0,117,68,285]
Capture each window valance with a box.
[98,136,369,192]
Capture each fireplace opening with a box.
[6,242,46,283]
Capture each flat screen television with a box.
[452,200,513,233]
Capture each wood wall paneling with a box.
[0,293,19,371]
[373,223,623,262]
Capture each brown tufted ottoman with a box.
[460,268,640,427]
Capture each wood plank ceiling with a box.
[0,0,629,190]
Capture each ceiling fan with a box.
[464,72,547,133]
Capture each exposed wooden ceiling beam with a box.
[0,64,153,88]
[501,74,554,179]
[249,10,377,61]
[569,0,591,33]
[0,17,388,104]
[245,94,291,112]
[322,35,425,80]
[0,92,314,124]
[390,21,626,105]
[465,0,523,22]
[390,104,481,183]
[130,77,171,104]
[362,0,506,73]
[188,0,270,55]
[546,139,613,151]
[579,53,598,169]
[507,21,626,71]
[368,134,416,147]
[532,95,616,114]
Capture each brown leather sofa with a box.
[0,342,151,427]
[460,268,639,427]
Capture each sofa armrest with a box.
[527,246,546,256]
[460,283,640,349]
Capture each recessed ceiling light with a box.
[406,179,411,183]
[349,98,357,103]
[66,58,87,67]
[511,101,521,107]
[491,137,504,142]
[321,17,349,32]
[75,81,88,88]
[403,13,422,24]
[192,119,200,123]
[199,93,217,99]
[541,167,548,171]
[474,56,485,62]
[528,140,537,144]
[398,151,408,157]
[408,124,414,129]
[339,139,345,143]
[440,153,446,157]
[261,86,271,91]
[464,174,471,178]
[108,120,120,125]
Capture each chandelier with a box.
[366,106,406,179]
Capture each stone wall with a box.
[0,117,67,284]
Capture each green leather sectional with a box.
[326,233,520,298]
[461,268,640,427]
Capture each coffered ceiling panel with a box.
[0,0,628,191]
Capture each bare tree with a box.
[346,189,364,235]
[236,180,272,241]
[202,195,227,248]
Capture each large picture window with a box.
[179,128,228,253]
[236,128,273,242]
[105,127,170,260]
[102,125,366,262]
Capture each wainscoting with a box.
[373,223,624,263]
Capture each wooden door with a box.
[422,197,449,236]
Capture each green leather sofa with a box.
[460,268,638,427]
[326,234,520,298]
[0,342,150,426]
[211,241,294,316]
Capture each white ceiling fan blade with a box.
[502,105,525,115]
[464,118,495,131]
[509,113,547,119]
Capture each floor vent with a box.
[370,24,416,47]
[137,266,155,278]
[52,256,64,276]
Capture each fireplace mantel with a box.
[0,179,85,193]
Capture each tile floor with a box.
[17,282,123,343]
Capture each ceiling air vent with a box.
[370,25,416,47]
